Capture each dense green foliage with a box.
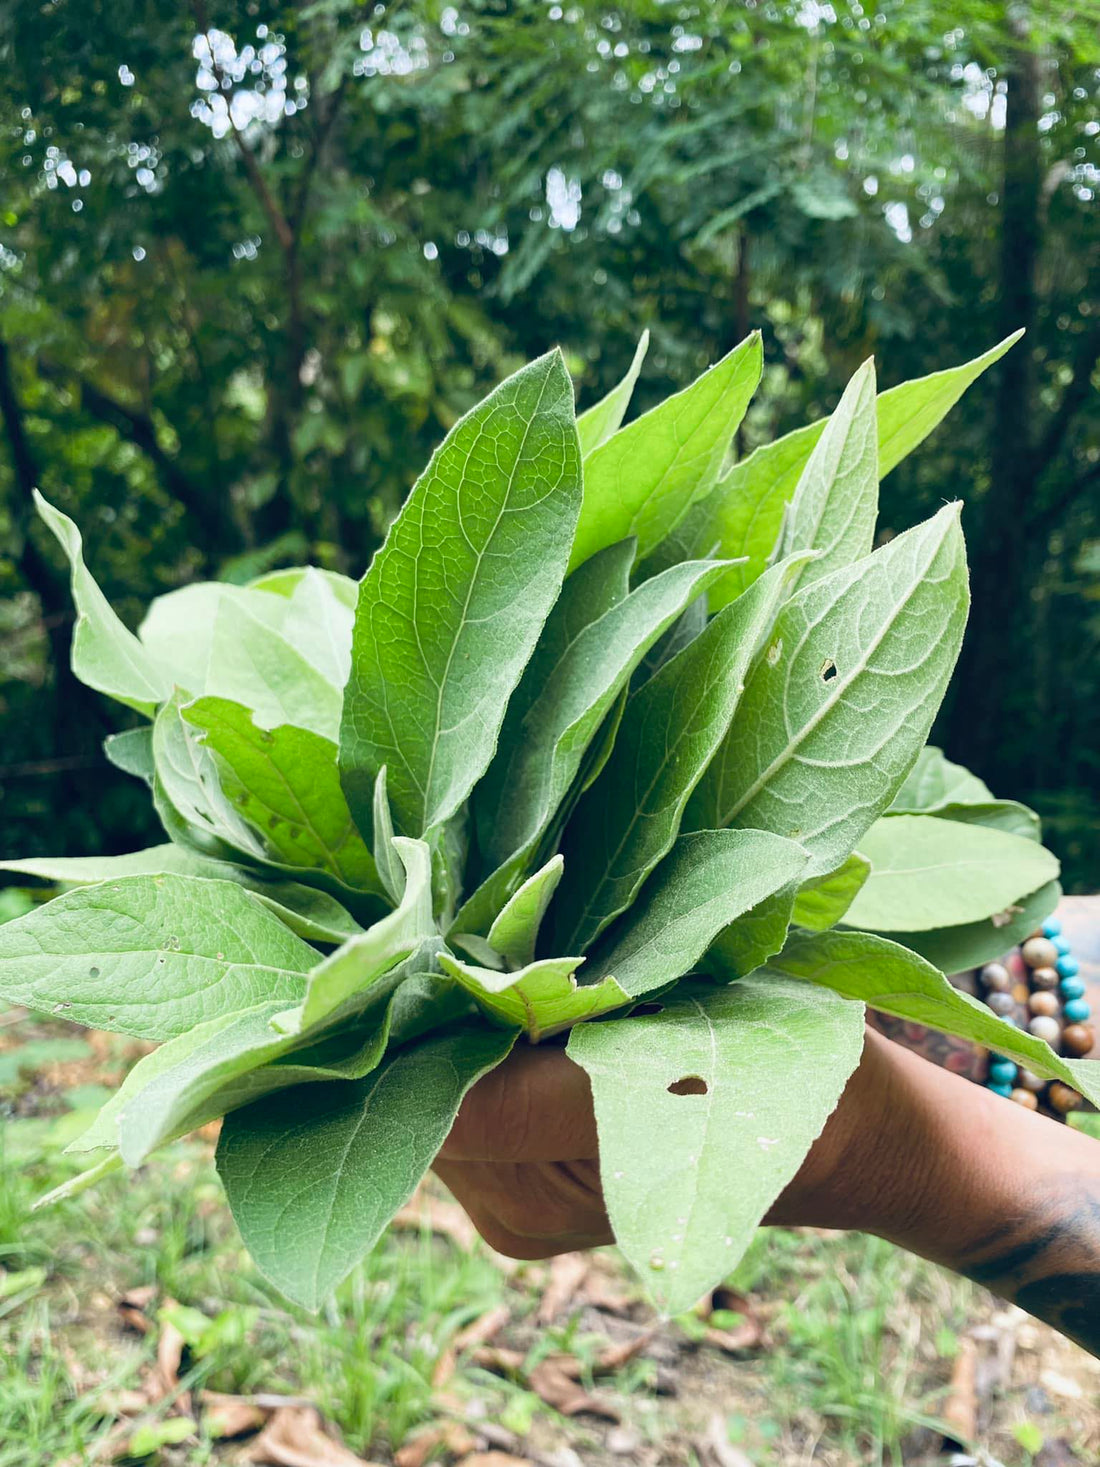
[0,2,1097,884]
[1,336,1093,1315]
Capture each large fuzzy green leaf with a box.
[486,855,564,968]
[881,879,1061,976]
[34,491,170,715]
[778,358,878,593]
[687,504,969,878]
[475,557,736,875]
[889,744,993,812]
[182,697,382,895]
[438,952,626,1041]
[702,884,800,982]
[0,875,315,1039]
[217,1023,516,1310]
[207,598,343,742]
[582,830,808,999]
[552,557,805,952]
[340,351,582,840]
[576,331,649,457]
[774,928,1100,1108]
[842,815,1059,932]
[138,582,287,697]
[568,333,761,571]
[688,333,1020,610]
[567,975,865,1314]
[0,846,363,946]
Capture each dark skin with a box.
[436,1024,1100,1357]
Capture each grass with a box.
[2,1013,1099,1467]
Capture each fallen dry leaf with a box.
[457,1455,535,1467]
[528,1355,620,1421]
[202,1389,269,1439]
[596,1327,657,1372]
[116,1284,158,1334]
[696,1287,763,1353]
[149,1298,190,1414]
[395,1420,476,1467]
[537,1253,590,1324]
[393,1188,480,1252]
[468,1346,525,1375]
[239,1405,384,1467]
[698,1411,754,1467]
[100,1388,152,1418]
[432,1304,512,1388]
[940,1335,978,1446]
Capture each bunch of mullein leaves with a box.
[3,328,1091,1315]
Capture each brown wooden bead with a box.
[1011,1088,1039,1111]
[1061,1023,1094,1058]
[1030,966,1060,990]
[1028,990,1061,1018]
[1021,937,1060,970]
[1047,1082,1082,1114]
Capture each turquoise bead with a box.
[988,1081,1013,1098]
[1053,935,1071,956]
[1043,918,1062,938]
[1063,999,1091,1024]
[989,1059,1018,1085]
[1060,976,1086,1000]
[1057,956,1080,978]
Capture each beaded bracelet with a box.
[979,917,1093,1119]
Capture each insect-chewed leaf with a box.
[0,846,364,946]
[688,333,1021,610]
[576,330,650,457]
[687,504,969,878]
[582,830,809,999]
[216,1023,517,1310]
[569,333,761,572]
[778,358,878,594]
[773,927,1100,1108]
[0,875,315,1039]
[885,879,1060,976]
[34,491,170,715]
[842,814,1058,932]
[486,855,564,968]
[340,351,582,840]
[551,556,804,952]
[182,696,382,896]
[889,744,993,812]
[438,952,626,1041]
[294,838,435,1031]
[791,853,870,932]
[567,975,865,1315]
[475,556,736,877]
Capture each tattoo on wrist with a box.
[958,1183,1100,1357]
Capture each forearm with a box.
[770,1028,1100,1354]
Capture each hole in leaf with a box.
[89,966,100,978]
[668,1075,709,1096]
[633,1002,664,1016]
[766,638,783,666]
[820,657,838,682]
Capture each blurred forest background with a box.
[1,0,1098,887]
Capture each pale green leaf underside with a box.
[0,845,363,946]
[207,598,343,742]
[216,1023,517,1310]
[702,883,799,982]
[880,879,1061,977]
[690,504,969,878]
[438,952,626,1041]
[340,350,582,840]
[843,815,1059,932]
[34,491,170,715]
[486,855,564,968]
[576,330,650,457]
[568,974,865,1315]
[889,743,994,812]
[775,928,1100,1109]
[0,874,315,1039]
[569,332,762,572]
[583,829,809,998]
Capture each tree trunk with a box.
[946,22,1042,788]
